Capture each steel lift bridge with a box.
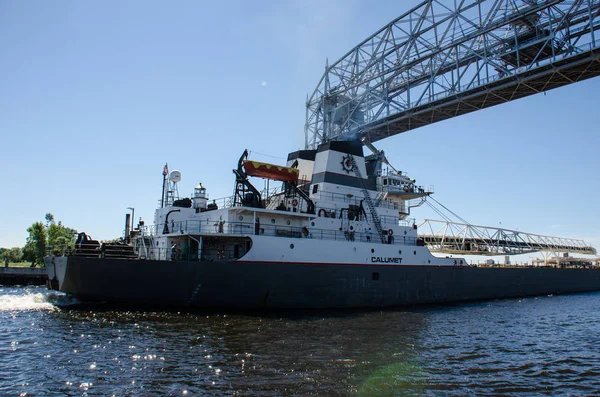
[304,0,599,258]
[417,197,595,256]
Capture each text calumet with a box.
[371,257,402,263]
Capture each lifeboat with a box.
[243,160,299,182]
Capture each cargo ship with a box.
[44,139,600,309]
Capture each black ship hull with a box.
[47,256,600,309]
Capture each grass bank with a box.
[4,261,38,268]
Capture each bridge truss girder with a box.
[417,219,597,256]
[305,0,600,149]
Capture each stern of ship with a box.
[44,256,68,291]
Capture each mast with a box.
[161,163,168,208]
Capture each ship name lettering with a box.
[371,257,402,263]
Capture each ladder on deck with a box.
[349,155,386,243]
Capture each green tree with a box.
[8,247,22,262]
[0,247,23,266]
[47,220,76,248]
[23,213,77,267]
[23,222,47,266]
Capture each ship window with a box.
[239,215,243,221]
[290,244,294,249]
[414,251,417,255]
[371,248,375,253]
[372,272,379,281]
[312,184,319,194]
[383,179,387,186]
[286,220,291,225]
[398,250,402,255]
[271,218,276,224]
[311,222,315,226]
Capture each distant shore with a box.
[0,266,47,286]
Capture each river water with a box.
[1,287,599,396]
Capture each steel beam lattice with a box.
[417,219,597,255]
[305,0,600,149]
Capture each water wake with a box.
[0,288,77,311]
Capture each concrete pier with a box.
[0,267,48,286]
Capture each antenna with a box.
[168,170,182,204]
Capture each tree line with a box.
[1,213,76,267]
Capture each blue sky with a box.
[1,0,599,258]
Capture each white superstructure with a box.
[133,140,463,267]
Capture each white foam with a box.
[0,289,61,312]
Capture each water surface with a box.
[1,287,599,396]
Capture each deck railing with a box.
[207,190,420,216]
[47,219,419,260]
[150,219,417,245]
